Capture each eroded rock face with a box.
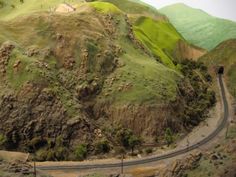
[175,40,206,60]
[0,41,15,75]
[0,159,51,177]
[0,82,94,151]
[157,152,202,177]
[93,102,183,142]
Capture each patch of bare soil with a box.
[0,150,29,162]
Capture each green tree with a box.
[20,0,24,3]
[116,128,132,148]
[115,128,142,154]
[95,139,110,154]
[165,128,173,146]
[74,144,87,161]
[128,135,141,155]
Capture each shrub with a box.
[74,144,87,161]
[165,128,173,146]
[28,137,47,151]
[145,148,153,154]
[115,128,142,153]
[128,135,141,154]
[36,149,48,161]
[0,134,6,147]
[115,128,132,148]
[95,140,110,154]
[54,147,68,160]
[179,59,216,128]
[46,150,55,161]
[114,147,125,155]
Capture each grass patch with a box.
[99,41,181,104]
[99,0,161,17]
[133,16,183,69]
[89,1,122,14]
[0,0,79,21]
[7,49,42,89]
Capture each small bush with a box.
[54,147,68,160]
[95,140,110,154]
[165,128,173,146]
[46,150,55,161]
[36,149,48,161]
[28,137,47,151]
[74,144,87,161]
[115,127,142,154]
[114,147,125,155]
[145,148,153,154]
[128,135,141,154]
[0,134,6,147]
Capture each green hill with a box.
[0,0,214,160]
[160,3,236,50]
[97,0,161,17]
[200,39,236,97]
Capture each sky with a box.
[140,0,236,22]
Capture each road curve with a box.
[38,74,229,171]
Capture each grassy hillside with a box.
[98,0,161,17]
[200,39,236,97]
[133,16,183,68]
[0,0,214,160]
[0,0,84,20]
[89,1,122,13]
[160,3,236,50]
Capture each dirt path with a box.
[0,150,29,162]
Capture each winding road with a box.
[38,74,229,171]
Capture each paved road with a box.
[38,74,229,171]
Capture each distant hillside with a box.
[200,39,236,97]
[160,3,236,50]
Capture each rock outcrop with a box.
[157,152,202,177]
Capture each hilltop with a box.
[160,3,236,50]
[0,0,214,161]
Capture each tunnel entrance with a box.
[218,66,224,74]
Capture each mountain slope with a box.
[200,39,236,97]
[0,0,214,160]
[160,3,236,50]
